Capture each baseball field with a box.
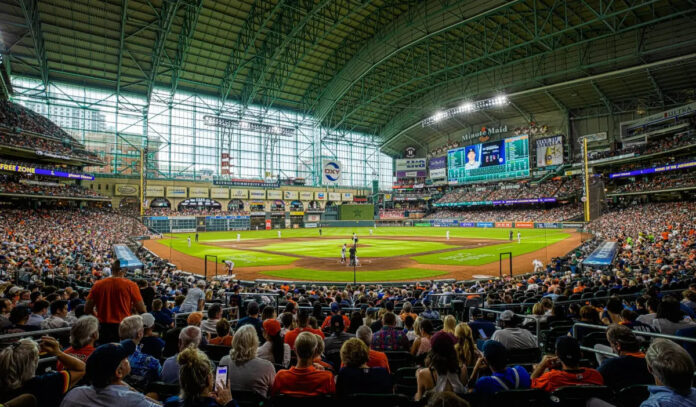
[143,227,583,282]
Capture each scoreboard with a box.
[447,135,530,184]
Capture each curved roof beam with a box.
[311,0,519,123]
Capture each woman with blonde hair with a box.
[453,323,476,367]
[218,325,275,397]
[163,347,233,407]
[443,315,457,335]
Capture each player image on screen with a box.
[465,146,481,170]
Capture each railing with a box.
[0,327,71,344]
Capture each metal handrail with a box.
[484,288,686,309]
[0,327,71,342]
[571,322,696,343]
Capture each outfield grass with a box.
[260,268,449,282]
[171,227,560,242]
[257,238,455,257]
[412,230,569,266]
[160,237,296,266]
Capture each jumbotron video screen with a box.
[447,135,530,183]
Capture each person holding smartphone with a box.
[163,347,236,407]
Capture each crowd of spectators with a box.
[0,158,88,175]
[0,175,107,199]
[0,101,100,162]
[0,198,693,406]
[436,178,582,205]
[610,169,696,194]
[143,208,249,217]
[427,204,583,222]
[585,129,695,162]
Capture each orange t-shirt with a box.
[320,315,351,331]
[340,349,391,373]
[284,327,325,349]
[531,368,604,392]
[87,277,143,324]
[271,366,335,396]
[209,335,233,347]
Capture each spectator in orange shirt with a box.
[284,310,324,350]
[271,331,335,396]
[531,336,604,392]
[355,325,390,373]
[320,303,350,332]
[84,260,146,344]
[400,302,418,323]
[208,319,233,347]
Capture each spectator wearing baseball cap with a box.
[324,314,355,363]
[596,324,654,391]
[236,301,264,342]
[257,318,291,368]
[491,310,537,350]
[531,336,603,393]
[472,340,531,396]
[60,339,159,407]
[321,303,350,332]
[140,313,165,360]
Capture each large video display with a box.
[447,135,530,183]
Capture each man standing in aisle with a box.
[85,259,146,344]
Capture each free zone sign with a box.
[322,159,342,184]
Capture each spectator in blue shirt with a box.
[472,340,531,396]
[151,299,174,328]
[140,313,165,360]
[119,315,162,387]
[236,301,264,342]
[641,339,696,407]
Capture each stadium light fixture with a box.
[422,94,509,127]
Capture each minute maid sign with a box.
[322,159,342,185]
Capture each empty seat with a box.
[234,390,268,407]
[384,351,415,371]
[203,344,231,363]
[550,385,613,407]
[490,388,550,407]
[393,366,418,396]
[507,348,542,365]
[614,384,651,407]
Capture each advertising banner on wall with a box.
[230,189,248,199]
[115,184,139,196]
[314,192,326,201]
[188,187,209,198]
[300,191,313,201]
[249,190,266,199]
[210,188,229,199]
[328,192,341,201]
[429,156,447,179]
[395,158,427,178]
[267,190,282,200]
[166,186,187,198]
[283,190,298,200]
[536,135,564,167]
[322,159,342,185]
[515,222,535,228]
[495,222,513,228]
[342,192,353,201]
[145,185,164,197]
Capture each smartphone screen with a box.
[214,366,227,391]
[478,329,488,339]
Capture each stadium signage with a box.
[249,190,266,199]
[461,125,508,143]
[166,186,187,198]
[189,187,209,198]
[115,184,138,196]
[314,192,326,201]
[562,222,585,228]
[290,211,304,216]
[0,163,95,180]
[230,189,248,199]
[395,158,427,178]
[536,135,563,167]
[145,185,165,197]
[206,215,249,220]
[515,222,534,228]
[534,222,561,229]
[304,223,318,228]
[609,160,696,179]
[283,190,298,200]
[404,146,417,158]
[578,132,607,146]
[459,222,475,227]
[267,190,282,200]
[299,191,313,200]
[342,192,353,201]
[322,159,342,185]
[250,211,266,216]
[429,156,447,179]
[495,222,513,228]
[211,188,229,199]
[583,241,619,266]
[213,179,280,188]
[476,222,495,228]
[328,192,341,201]
[434,198,556,207]
[624,102,696,130]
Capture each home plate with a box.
[473,274,495,279]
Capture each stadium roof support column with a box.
[145,0,183,105]
[170,0,204,97]
[645,69,666,107]
[17,0,48,90]
[218,0,286,106]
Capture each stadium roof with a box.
[2,0,696,155]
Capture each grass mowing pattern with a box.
[412,230,569,266]
[260,268,449,282]
[160,237,295,267]
[257,238,455,257]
